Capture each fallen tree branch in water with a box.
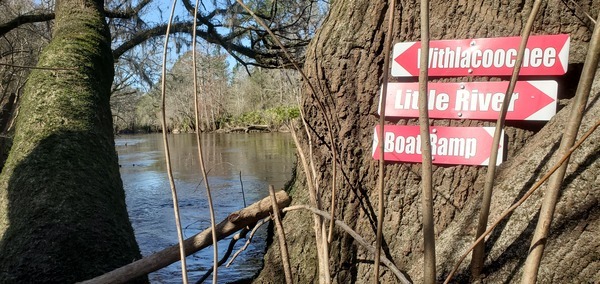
[79,190,292,284]
[224,124,272,133]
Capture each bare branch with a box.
[112,22,287,66]
[0,1,151,37]
[227,217,270,267]
[1,1,313,67]
[104,0,152,19]
[373,0,397,281]
[194,227,250,284]
[269,185,293,284]
[0,12,54,37]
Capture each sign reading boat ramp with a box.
[372,125,504,166]
[391,34,570,77]
[379,80,557,121]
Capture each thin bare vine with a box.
[269,185,293,284]
[471,0,544,279]
[373,0,396,282]
[191,0,219,282]
[564,0,597,25]
[444,119,600,284]
[160,0,189,281]
[521,10,600,283]
[417,1,435,283]
[234,1,337,282]
[289,119,330,283]
[297,101,331,281]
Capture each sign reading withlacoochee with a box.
[379,80,557,121]
[372,125,504,166]
[392,34,570,77]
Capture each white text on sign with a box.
[384,132,477,159]
[394,88,519,112]
[372,125,503,166]
[391,34,570,77]
[379,81,557,121]
[417,46,556,70]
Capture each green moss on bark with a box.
[0,0,144,282]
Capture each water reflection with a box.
[116,133,295,283]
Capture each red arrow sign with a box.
[372,125,504,166]
[391,34,570,77]
[378,80,557,121]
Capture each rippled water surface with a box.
[116,133,295,283]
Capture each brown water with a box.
[116,133,295,283]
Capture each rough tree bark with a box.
[255,0,599,283]
[0,0,143,282]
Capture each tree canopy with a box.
[0,0,326,65]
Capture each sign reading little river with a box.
[378,80,557,121]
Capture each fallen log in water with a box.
[226,124,271,133]
[79,190,291,284]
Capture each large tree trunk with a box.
[255,0,599,283]
[0,0,143,282]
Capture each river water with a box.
[115,133,295,283]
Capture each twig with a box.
[79,191,292,284]
[443,119,600,284]
[283,205,412,284]
[373,0,396,282]
[191,0,219,282]
[471,0,544,279]
[565,0,597,25]
[269,185,293,284]
[417,1,436,283]
[160,0,188,282]
[289,120,330,283]
[195,227,250,284]
[239,171,247,207]
[521,11,600,284]
[227,217,271,267]
[296,97,323,211]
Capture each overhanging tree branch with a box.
[112,22,298,67]
[0,1,152,37]
[0,13,54,36]
[104,0,152,19]
[2,1,315,68]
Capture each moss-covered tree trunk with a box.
[255,0,599,283]
[0,0,143,282]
